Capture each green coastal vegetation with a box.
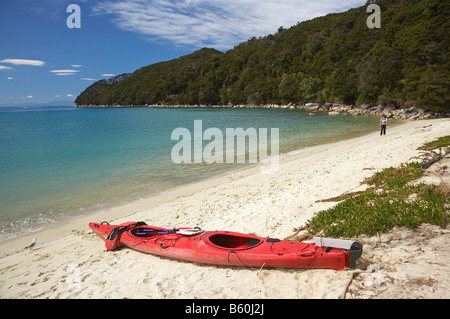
[75,0,449,112]
[302,136,449,238]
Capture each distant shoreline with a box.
[73,103,449,121]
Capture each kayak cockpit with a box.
[207,233,262,250]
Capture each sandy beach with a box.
[0,118,449,299]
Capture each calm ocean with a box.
[0,105,382,240]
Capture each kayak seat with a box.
[208,234,262,250]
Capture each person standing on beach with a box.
[380,115,387,136]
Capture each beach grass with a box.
[302,137,450,238]
[418,135,450,151]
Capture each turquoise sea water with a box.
[0,106,382,240]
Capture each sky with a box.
[0,0,366,106]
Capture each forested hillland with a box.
[75,0,449,112]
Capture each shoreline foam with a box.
[1,118,449,299]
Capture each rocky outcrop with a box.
[300,103,449,120]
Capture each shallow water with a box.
[0,105,383,240]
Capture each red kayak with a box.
[89,221,362,271]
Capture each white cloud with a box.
[0,59,45,66]
[72,65,82,67]
[7,77,13,80]
[51,69,80,76]
[51,69,80,73]
[81,78,98,81]
[101,74,115,77]
[67,94,73,97]
[92,0,366,49]
[27,95,33,99]
[0,65,13,70]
